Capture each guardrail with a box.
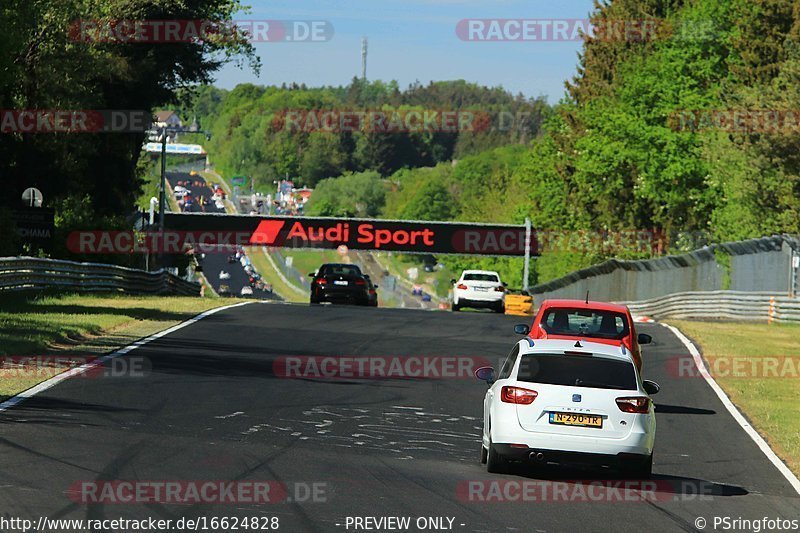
[0,257,201,296]
[617,291,800,323]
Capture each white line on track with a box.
[664,323,800,495]
[0,301,253,413]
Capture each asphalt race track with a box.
[166,171,279,301]
[0,303,797,532]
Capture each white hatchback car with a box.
[451,270,506,312]
[475,338,659,477]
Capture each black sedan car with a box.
[309,264,377,306]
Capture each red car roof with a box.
[538,299,630,314]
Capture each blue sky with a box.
[212,0,597,103]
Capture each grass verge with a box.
[670,320,800,475]
[247,249,307,303]
[0,292,246,401]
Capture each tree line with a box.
[0,0,256,259]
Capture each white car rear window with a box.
[516,354,637,390]
[463,274,499,282]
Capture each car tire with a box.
[495,303,505,314]
[486,439,508,474]
[480,444,488,465]
[451,300,461,312]
[621,454,653,479]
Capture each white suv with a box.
[451,270,506,313]
[475,338,660,477]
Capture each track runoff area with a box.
[2,214,798,533]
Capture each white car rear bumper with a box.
[490,419,655,457]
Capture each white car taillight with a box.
[615,397,650,413]
[500,386,538,405]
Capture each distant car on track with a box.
[309,264,375,306]
[451,270,506,313]
[515,300,651,370]
[475,338,660,477]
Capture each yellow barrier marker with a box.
[505,294,533,316]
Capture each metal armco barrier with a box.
[527,235,799,302]
[0,257,200,296]
[617,291,800,323]
[505,294,534,316]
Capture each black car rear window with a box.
[321,265,362,277]
[516,354,637,390]
[541,308,629,340]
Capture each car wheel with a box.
[451,301,460,312]
[621,454,653,479]
[486,439,508,474]
[495,303,505,314]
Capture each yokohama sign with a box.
[163,213,535,256]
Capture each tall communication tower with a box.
[361,37,368,81]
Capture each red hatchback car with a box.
[514,299,652,370]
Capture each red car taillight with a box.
[500,386,538,405]
[316,278,327,286]
[456,283,468,290]
[355,278,366,286]
[494,286,505,292]
[615,397,650,413]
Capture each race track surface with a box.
[0,303,797,532]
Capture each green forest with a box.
[3,0,799,286]
[188,0,800,285]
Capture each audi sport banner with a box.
[163,213,536,257]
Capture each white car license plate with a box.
[474,287,488,292]
[334,280,348,286]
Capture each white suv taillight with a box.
[615,397,650,413]
[501,386,538,405]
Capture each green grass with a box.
[247,249,307,303]
[0,293,245,400]
[671,320,800,475]
[375,252,454,298]
[283,249,341,277]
